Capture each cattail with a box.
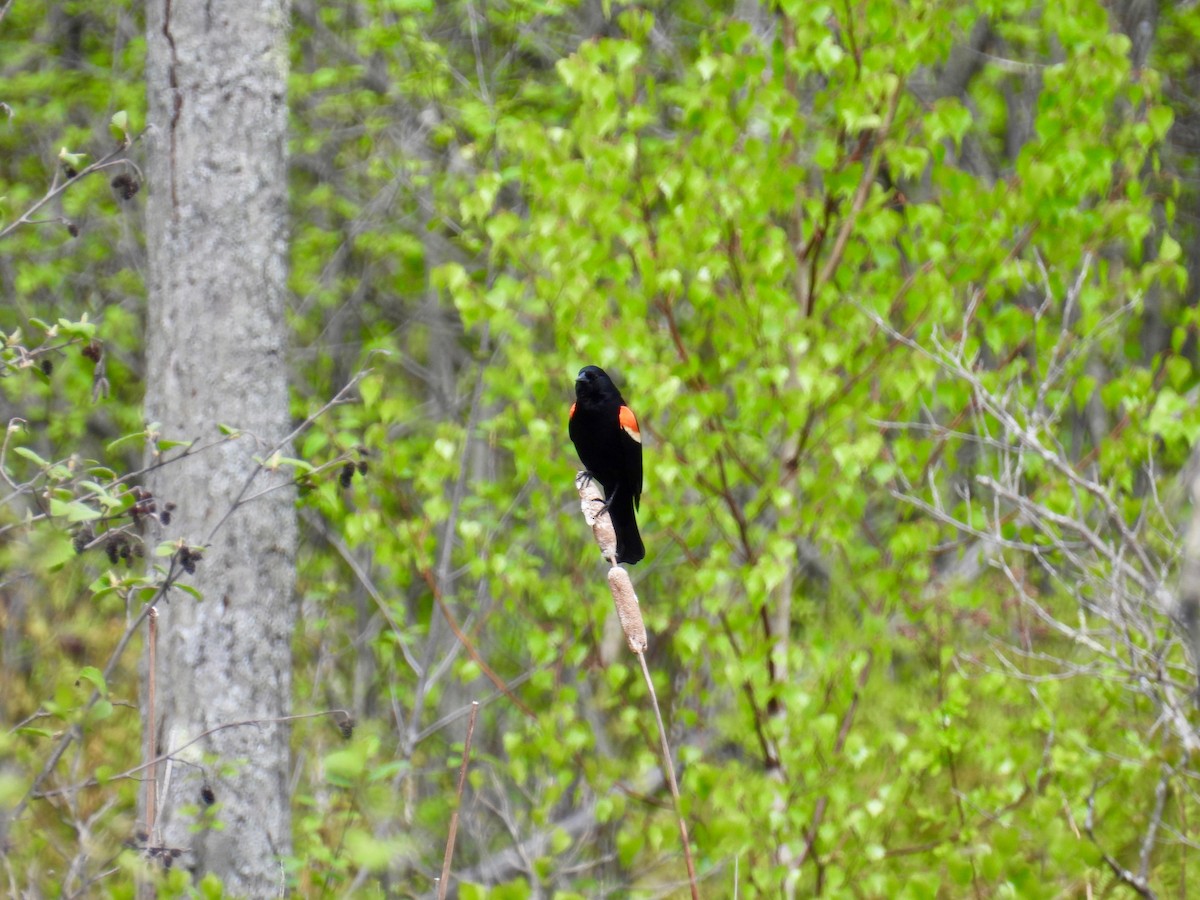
[576,472,618,566]
[576,473,647,651]
[607,565,647,652]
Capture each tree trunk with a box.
[143,0,296,893]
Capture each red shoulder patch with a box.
[569,402,577,419]
[619,406,641,443]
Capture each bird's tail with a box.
[610,492,645,565]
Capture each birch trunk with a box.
[143,0,295,892]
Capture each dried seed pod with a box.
[608,565,647,653]
[72,527,93,554]
[111,173,140,200]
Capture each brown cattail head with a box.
[575,472,618,566]
[607,565,647,652]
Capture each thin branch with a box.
[1086,784,1158,900]
[202,364,374,545]
[37,710,354,798]
[0,132,146,243]
[810,82,904,309]
[437,701,479,900]
[1139,767,1171,881]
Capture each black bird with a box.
[569,365,645,565]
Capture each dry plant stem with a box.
[9,559,181,822]
[574,474,699,898]
[437,701,480,900]
[146,607,158,842]
[637,650,700,900]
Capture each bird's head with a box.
[575,365,617,401]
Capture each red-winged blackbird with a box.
[569,365,645,565]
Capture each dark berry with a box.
[200,785,215,805]
[339,462,355,488]
[66,222,80,238]
[356,460,369,476]
[40,359,53,375]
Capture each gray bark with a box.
[143,0,296,893]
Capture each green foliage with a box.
[5,0,1200,896]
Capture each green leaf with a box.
[87,699,114,723]
[57,147,88,169]
[13,446,49,468]
[49,498,101,522]
[275,456,314,474]
[56,318,96,339]
[77,666,107,695]
[323,746,367,786]
[175,583,203,601]
[1147,105,1173,141]
[109,109,129,142]
[106,431,146,452]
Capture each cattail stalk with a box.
[575,473,699,898]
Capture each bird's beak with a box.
[576,372,588,384]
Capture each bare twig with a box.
[202,364,375,546]
[0,132,146,243]
[1139,767,1171,882]
[1085,783,1157,900]
[809,82,904,311]
[37,709,355,797]
[437,701,480,900]
[146,607,159,842]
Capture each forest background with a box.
[4,0,1200,896]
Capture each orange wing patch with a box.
[619,405,641,443]
[569,402,577,419]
